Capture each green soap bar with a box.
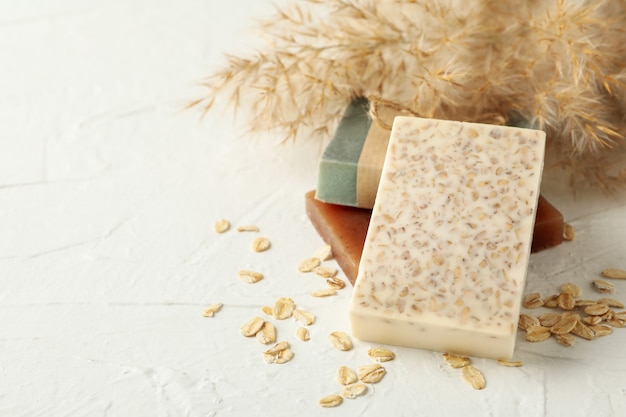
[315,99,371,207]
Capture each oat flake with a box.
[336,366,358,385]
[593,279,616,294]
[238,270,264,284]
[298,257,321,272]
[313,244,333,261]
[526,325,551,342]
[251,237,271,252]
[328,331,353,351]
[272,297,296,320]
[496,359,523,367]
[563,223,575,241]
[311,288,337,297]
[358,364,386,383]
[237,225,259,232]
[255,321,276,345]
[341,382,368,399]
[295,327,310,341]
[442,353,471,368]
[201,303,223,318]
[461,365,486,390]
[367,347,395,362]
[293,309,315,326]
[319,394,343,408]
[601,268,626,279]
[213,219,230,233]
[240,316,265,337]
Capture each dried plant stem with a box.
[193,0,626,189]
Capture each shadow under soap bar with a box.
[306,191,565,285]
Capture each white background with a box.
[1,1,625,416]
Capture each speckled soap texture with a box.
[350,116,546,360]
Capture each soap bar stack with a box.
[308,99,563,285]
[349,116,546,359]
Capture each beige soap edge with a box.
[349,117,546,360]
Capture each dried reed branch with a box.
[193,0,626,188]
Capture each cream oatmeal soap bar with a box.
[349,117,546,360]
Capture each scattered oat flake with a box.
[238,270,264,284]
[543,294,560,308]
[601,310,615,321]
[538,312,561,327]
[341,382,368,399]
[293,309,315,326]
[262,341,293,364]
[563,223,575,241]
[555,333,575,346]
[263,348,294,364]
[298,257,321,272]
[328,331,353,351]
[274,348,295,364]
[442,353,471,368]
[256,321,277,345]
[597,298,625,308]
[526,325,551,342]
[557,293,576,310]
[571,320,596,340]
[593,279,616,293]
[319,394,343,408]
[264,341,290,355]
[575,299,597,307]
[295,327,310,341]
[368,347,395,362]
[313,244,333,261]
[590,324,613,336]
[240,316,265,337]
[313,266,337,278]
[606,318,626,328]
[358,363,386,384]
[601,268,626,279]
[237,225,259,232]
[518,314,540,330]
[560,282,582,297]
[523,292,543,309]
[251,237,271,252]
[336,366,358,385]
[607,317,626,328]
[201,303,223,318]
[584,303,611,316]
[497,359,523,367]
[582,315,602,326]
[612,311,626,321]
[261,305,274,316]
[311,288,337,297]
[273,297,296,320]
[550,315,578,335]
[326,276,346,290]
[461,365,486,390]
[213,219,230,233]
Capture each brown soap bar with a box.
[305,190,371,284]
[305,190,564,286]
[532,194,565,252]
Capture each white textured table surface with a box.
[2,1,626,416]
